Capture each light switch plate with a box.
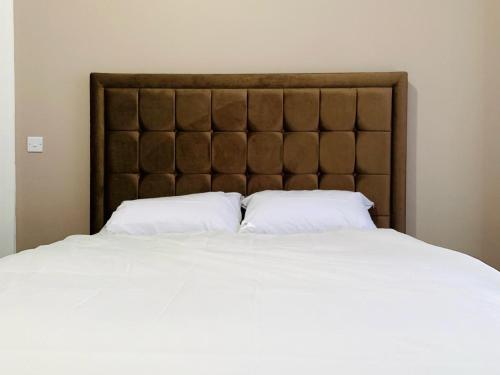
[27,136,43,153]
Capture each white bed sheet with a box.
[0,229,499,374]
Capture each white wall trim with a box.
[0,0,16,257]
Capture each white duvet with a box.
[0,229,499,374]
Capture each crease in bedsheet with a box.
[155,261,196,320]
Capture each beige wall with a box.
[482,0,500,270]
[14,0,500,269]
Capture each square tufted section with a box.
[140,132,175,173]
[176,132,211,173]
[176,174,211,195]
[247,132,283,174]
[93,72,407,233]
[356,131,391,174]
[139,89,175,131]
[248,175,283,194]
[107,131,139,173]
[285,174,318,190]
[176,89,211,131]
[320,89,356,130]
[319,131,355,174]
[284,89,319,131]
[212,89,247,131]
[319,174,355,191]
[284,132,319,174]
[106,89,139,131]
[139,174,175,199]
[357,88,392,131]
[212,132,247,174]
[107,174,139,214]
[212,174,246,195]
[248,89,283,131]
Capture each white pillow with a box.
[105,192,242,235]
[240,190,376,234]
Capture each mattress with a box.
[0,229,499,374]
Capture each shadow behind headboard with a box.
[90,72,407,234]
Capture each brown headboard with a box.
[90,72,407,234]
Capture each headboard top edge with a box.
[90,72,408,89]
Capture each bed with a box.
[0,73,499,374]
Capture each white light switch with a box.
[27,136,43,153]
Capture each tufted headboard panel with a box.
[90,72,407,234]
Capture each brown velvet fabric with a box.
[285,175,318,190]
[212,132,247,174]
[248,89,283,131]
[176,174,211,195]
[139,174,175,198]
[320,174,355,191]
[284,89,319,131]
[176,89,211,131]
[175,132,211,173]
[356,131,391,174]
[248,175,283,195]
[107,131,139,173]
[139,89,175,131]
[284,132,319,174]
[106,89,139,130]
[140,132,175,173]
[319,132,355,174]
[320,89,356,130]
[357,88,392,131]
[247,132,283,174]
[91,72,407,233]
[212,90,247,131]
[212,174,246,195]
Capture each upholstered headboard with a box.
[90,72,407,234]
